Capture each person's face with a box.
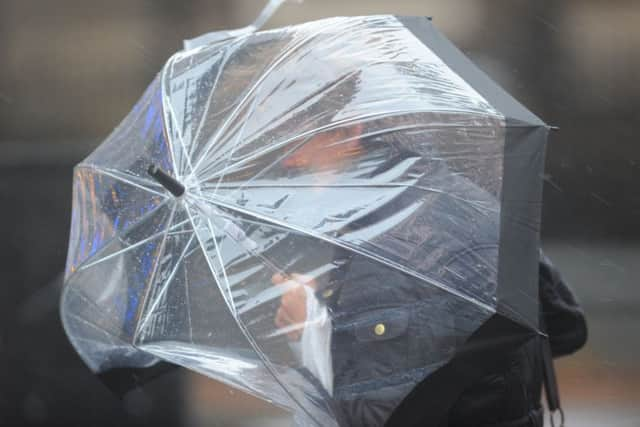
[283,123,364,185]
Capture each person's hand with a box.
[271,272,317,341]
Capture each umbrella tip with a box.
[147,164,185,197]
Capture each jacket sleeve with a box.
[539,251,588,357]
[444,253,587,427]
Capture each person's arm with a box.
[272,273,334,394]
[539,251,588,357]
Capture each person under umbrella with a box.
[271,117,586,426]
[60,15,588,427]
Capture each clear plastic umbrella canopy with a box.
[61,15,549,427]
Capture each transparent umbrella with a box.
[61,15,550,427]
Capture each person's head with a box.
[282,123,364,175]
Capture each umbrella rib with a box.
[199,137,311,207]
[200,134,313,204]
[188,40,239,160]
[189,22,339,177]
[202,119,504,183]
[190,193,495,314]
[209,221,235,309]
[64,289,135,342]
[195,109,446,184]
[183,252,193,343]
[203,211,237,315]
[133,203,178,339]
[192,201,288,278]
[64,311,128,344]
[67,197,174,276]
[201,182,500,219]
[77,165,168,198]
[135,231,197,337]
[183,206,324,427]
[196,117,368,183]
[77,218,191,271]
[161,56,181,178]
[209,91,263,197]
[201,66,363,175]
[184,205,238,317]
[163,76,196,178]
[196,108,506,185]
[194,66,358,181]
[195,117,507,184]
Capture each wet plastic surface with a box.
[61,15,548,426]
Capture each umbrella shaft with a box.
[147,164,185,197]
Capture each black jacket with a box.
[309,167,587,426]
[317,249,586,427]
[446,253,587,427]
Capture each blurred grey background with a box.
[0,0,638,426]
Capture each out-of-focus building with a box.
[1,1,639,426]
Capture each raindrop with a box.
[591,192,612,207]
